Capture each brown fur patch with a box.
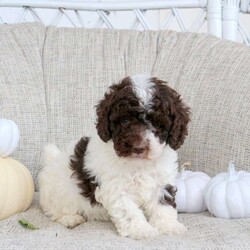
[70,137,98,206]
[150,78,191,150]
[160,184,177,208]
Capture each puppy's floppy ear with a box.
[96,77,132,142]
[95,88,114,142]
[165,86,190,150]
[153,79,190,150]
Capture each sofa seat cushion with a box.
[0,193,250,249]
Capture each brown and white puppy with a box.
[39,74,190,240]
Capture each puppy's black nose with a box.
[132,147,145,154]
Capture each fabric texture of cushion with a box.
[0,23,46,186]
[1,23,250,186]
[1,22,250,250]
[42,25,250,179]
[0,193,249,250]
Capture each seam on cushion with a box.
[42,26,49,141]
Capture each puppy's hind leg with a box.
[52,214,86,229]
[39,144,86,228]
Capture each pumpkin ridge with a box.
[213,181,230,218]
[0,159,9,218]
[18,162,34,211]
[237,181,247,217]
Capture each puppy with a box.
[39,74,190,240]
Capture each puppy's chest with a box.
[124,171,166,203]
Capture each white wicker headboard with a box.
[0,0,249,45]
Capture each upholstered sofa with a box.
[1,22,250,249]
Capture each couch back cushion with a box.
[175,36,250,176]
[0,23,46,187]
[1,23,250,189]
[43,26,250,178]
[42,27,163,146]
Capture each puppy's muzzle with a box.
[131,140,150,159]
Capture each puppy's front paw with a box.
[151,219,187,236]
[56,214,86,229]
[120,222,159,240]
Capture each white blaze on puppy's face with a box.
[144,130,166,160]
[130,74,155,108]
[129,74,165,160]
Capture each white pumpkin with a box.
[204,162,250,219]
[175,163,211,213]
[0,157,34,220]
[0,118,20,157]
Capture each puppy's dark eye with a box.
[120,118,129,125]
[156,123,165,129]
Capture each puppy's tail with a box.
[42,144,71,173]
[43,143,62,165]
[39,144,71,216]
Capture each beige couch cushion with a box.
[1,23,250,187]
[175,36,250,176]
[0,23,46,186]
[42,27,161,147]
[1,22,250,250]
[43,26,250,178]
[0,193,250,249]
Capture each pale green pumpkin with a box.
[0,158,34,220]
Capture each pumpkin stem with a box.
[180,162,192,175]
[228,161,236,180]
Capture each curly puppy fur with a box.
[39,74,190,240]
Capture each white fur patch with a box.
[143,130,166,160]
[130,74,155,106]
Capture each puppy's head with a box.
[96,74,190,160]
